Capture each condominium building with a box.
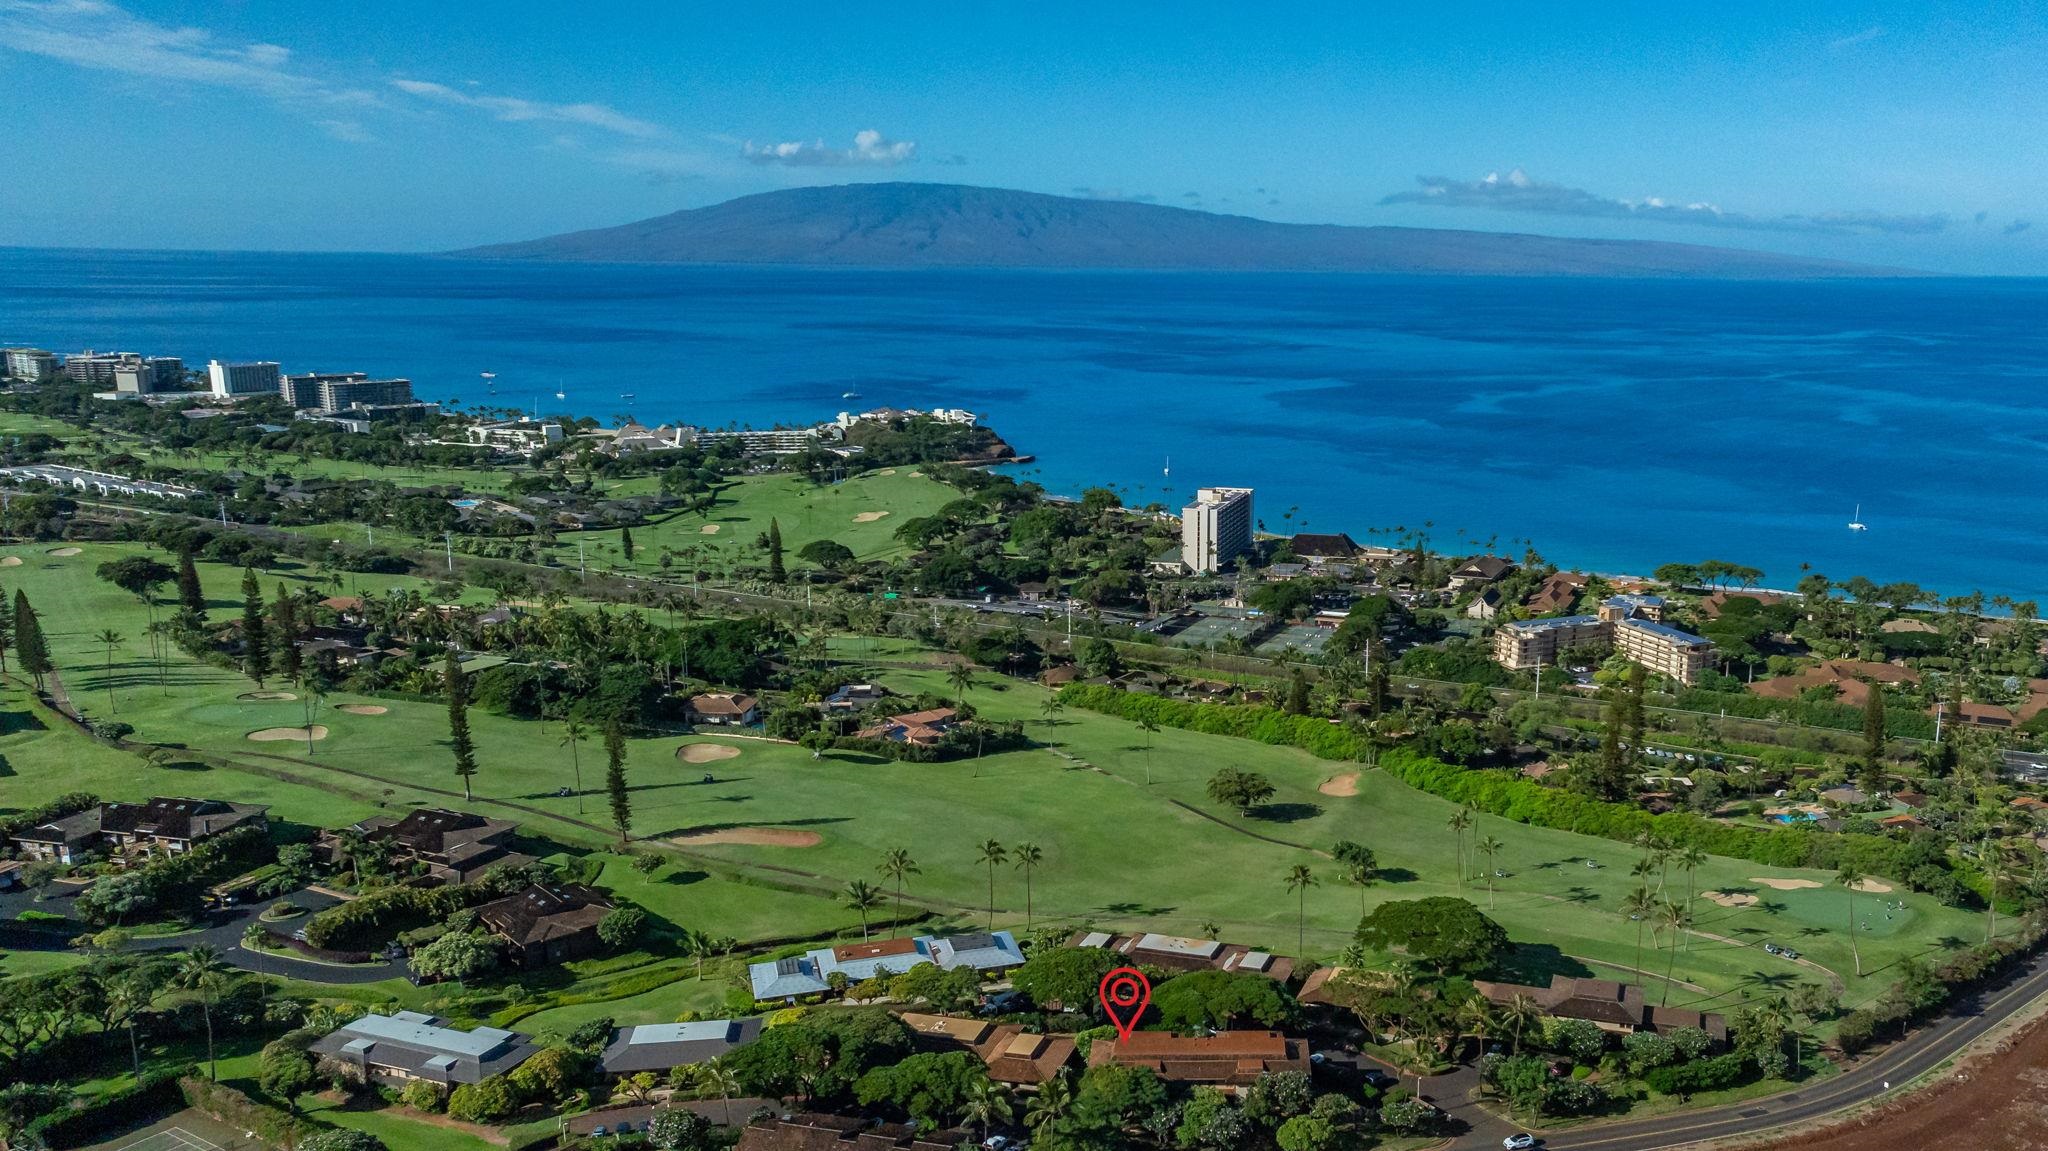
[280,371,414,410]
[112,357,186,394]
[207,359,282,397]
[3,348,60,382]
[693,426,821,454]
[1491,594,1714,685]
[465,420,564,454]
[1180,486,1254,573]
[62,351,143,384]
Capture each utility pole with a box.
[443,532,454,574]
[578,539,586,579]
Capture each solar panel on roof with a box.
[775,957,806,976]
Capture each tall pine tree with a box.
[274,584,303,684]
[177,550,206,618]
[239,568,269,686]
[446,648,478,800]
[605,719,631,844]
[0,582,12,676]
[1861,687,1888,796]
[767,518,786,584]
[14,589,50,690]
[620,526,635,562]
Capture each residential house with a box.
[747,931,1023,1003]
[1523,572,1587,616]
[734,1115,960,1151]
[1086,1031,1310,1090]
[1287,533,1360,566]
[1750,660,1919,709]
[1039,664,1081,687]
[1599,594,1667,623]
[320,807,528,886]
[598,1019,765,1076]
[1449,555,1517,589]
[1465,587,1502,620]
[686,693,761,726]
[820,684,888,713]
[1472,975,1727,1044]
[476,883,614,967]
[309,1011,538,1086]
[897,1013,1076,1085]
[855,708,959,747]
[11,808,109,864]
[97,798,268,858]
[1069,931,1295,983]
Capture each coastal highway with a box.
[1453,946,2048,1151]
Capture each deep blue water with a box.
[2,249,2044,599]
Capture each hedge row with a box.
[1057,683,1375,762]
[26,1067,185,1148]
[1677,688,1938,741]
[302,883,483,950]
[1836,914,2047,1054]
[178,1075,311,1145]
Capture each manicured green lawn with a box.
[294,1093,502,1151]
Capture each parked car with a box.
[1360,1069,1398,1090]
[1504,1135,1539,1150]
[1763,942,1783,955]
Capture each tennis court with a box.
[115,1130,227,1151]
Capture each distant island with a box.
[456,181,1911,278]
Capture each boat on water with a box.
[842,390,860,399]
[1848,503,1868,531]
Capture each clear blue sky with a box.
[3,1,2043,272]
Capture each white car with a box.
[1504,1135,1538,1150]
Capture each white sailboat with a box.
[555,380,566,401]
[1848,504,1868,532]
[1163,454,1171,479]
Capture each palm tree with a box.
[176,945,230,1081]
[948,663,976,709]
[1677,845,1709,909]
[1447,809,1473,887]
[1476,835,1503,908]
[844,879,883,940]
[959,1078,1013,1144]
[1024,1073,1075,1133]
[559,720,589,813]
[1285,865,1317,955]
[693,1056,742,1127]
[1014,842,1045,930]
[96,628,123,711]
[1457,996,1497,1060]
[1039,691,1064,726]
[878,847,920,931]
[1837,867,1865,976]
[1658,900,1694,1005]
[1501,992,1543,1054]
[1137,716,1160,785]
[1621,886,1656,978]
[977,839,1008,929]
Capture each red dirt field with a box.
[1751,1012,2048,1151]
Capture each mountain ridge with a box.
[456,182,1914,278]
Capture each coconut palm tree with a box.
[558,720,589,813]
[1501,992,1544,1055]
[948,663,976,709]
[1285,865,1317,955]
[1014,842,1045,930]
[693,1056,742,1126]
[878,847,920,931]
[176,946,230,1081]
[1837,867,1865,976]
[844,879,883,940]
[1658,900,1694,1005]
[1447,809,1473,886]
[1621,886,1656,978]
[1137,716,1160,785]
[1677,845,1709,909]
[95,628,123,711]
[1457,996,1498,1060]
[1476,836,1503,908]
[1024,1073,1074,1133]
[960,1078,1013,1144]
[977,839,1008,929]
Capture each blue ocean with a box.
[2,248,2043,599]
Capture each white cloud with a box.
[1382,169,1951,235]
[742,129,916,167]
[1829,26,1886,50]
[390,78,663,138]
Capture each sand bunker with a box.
[47,547,81,557]
[238,690,298,701]
[336,704,388,716]
[852,511,890,523]
[0,557,20,567]
[1318,772,1360,797]
[907,471,924,478]
[249,725,328,742]
[1850,878,1894,893]
[1704,891,1760,908]
[698,524,721,534]
[1751,877,1823,891]
[676,743,742,764]
[675,827,821,847]
[875,468,897,476]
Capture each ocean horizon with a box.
[2,247,2043,601]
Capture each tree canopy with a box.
[1354,897,1508,974]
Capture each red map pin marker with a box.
[1098,966,1151,1043]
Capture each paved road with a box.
[1445,946,2048,1151]
[0,883,405,985]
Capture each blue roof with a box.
[746,932,1023,1001]
[1503,614,1602,634]
[930,930,1025,971]
[1617,617,1713,647]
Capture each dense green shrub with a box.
[302,884,483,950]
[1059,683,1375,762]
[1643,1052,1751,1096]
